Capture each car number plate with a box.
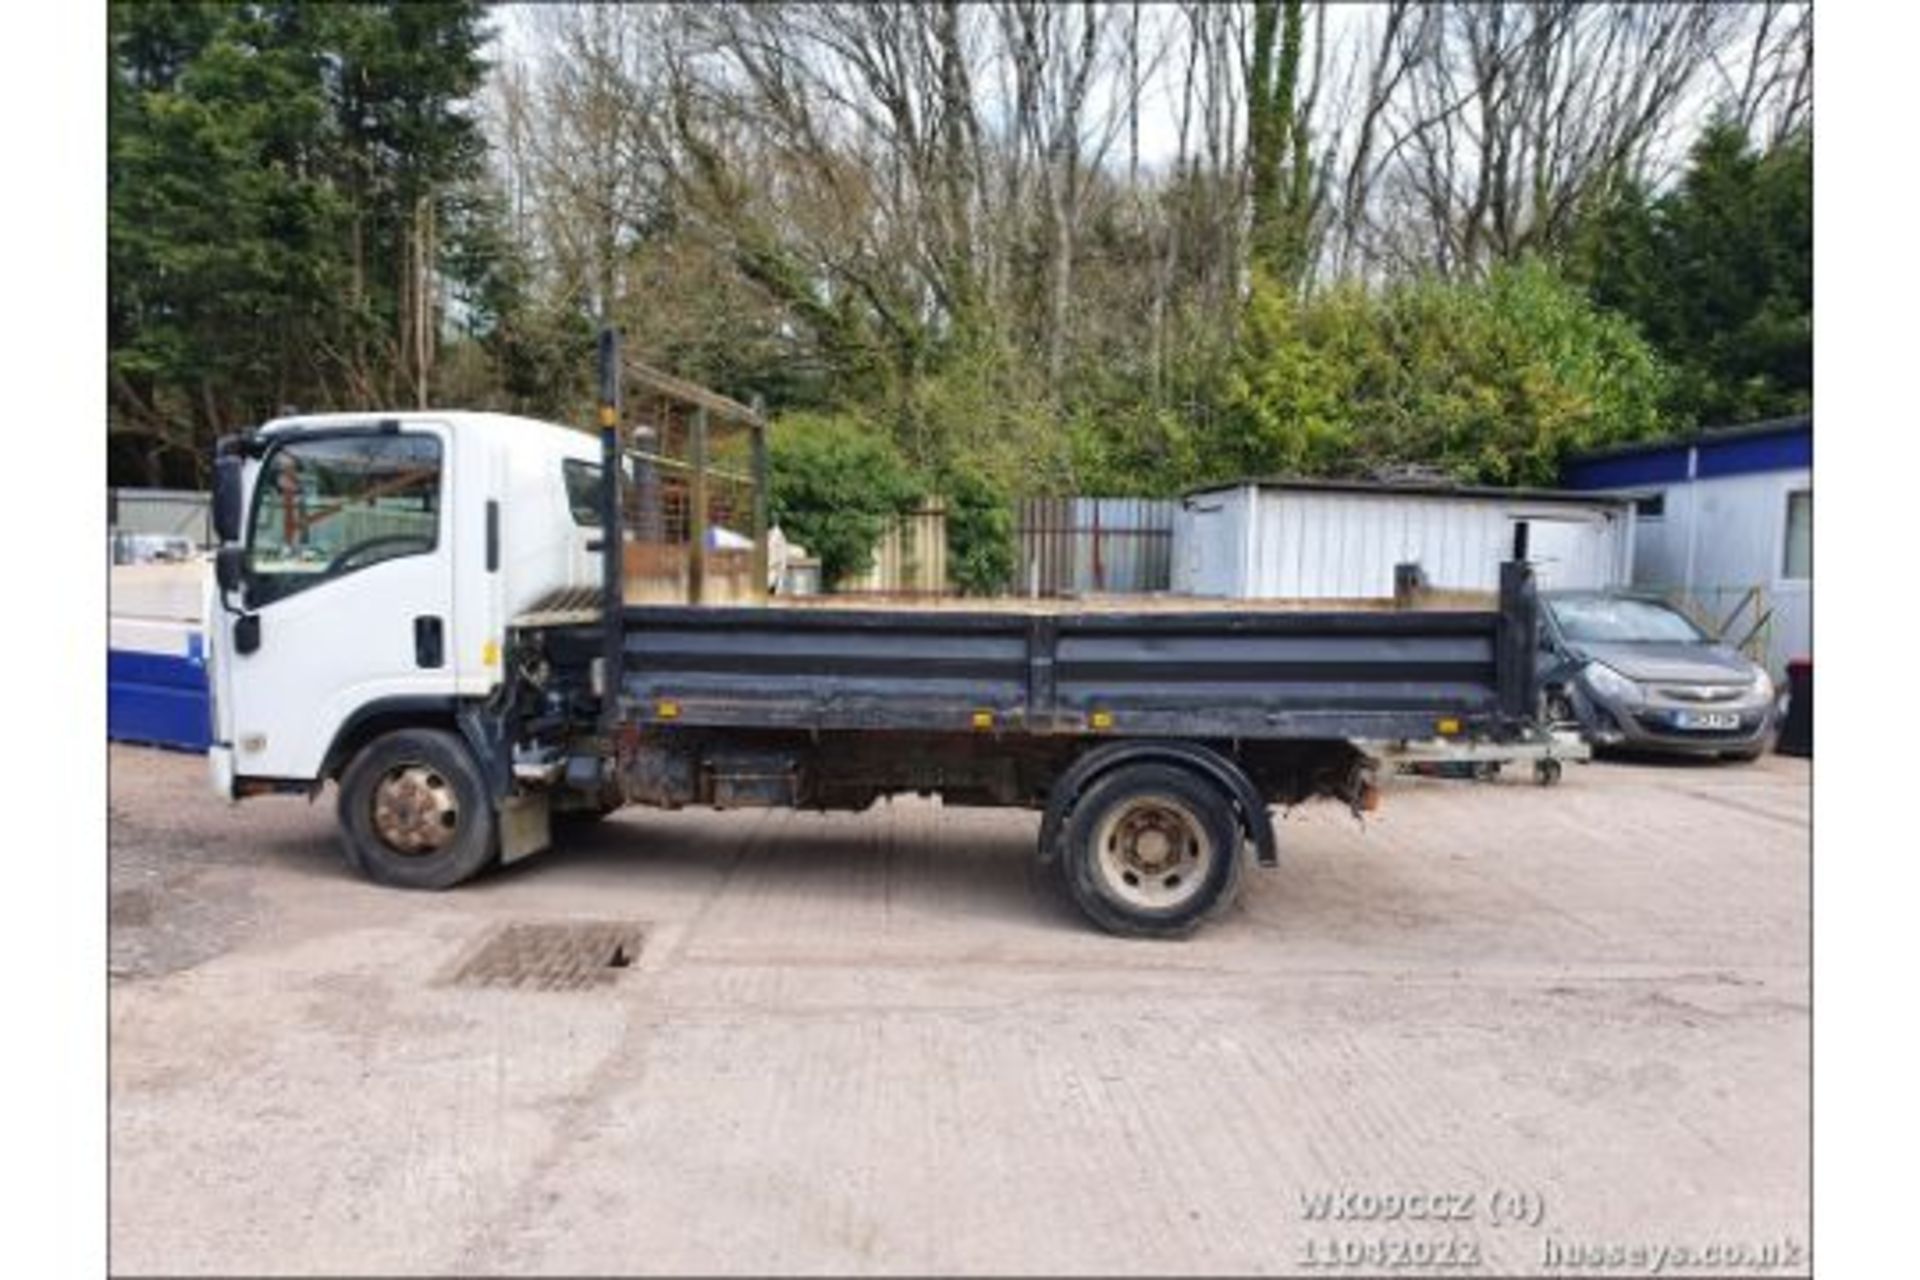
[1673,710,1740,730]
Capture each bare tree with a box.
[476,0,1807,473]
[1320,3,1738,278]
[1714,1,1812,145]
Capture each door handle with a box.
[414,616,445,669]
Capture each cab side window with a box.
[563,459,604,526]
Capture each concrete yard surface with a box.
[110,744,1810,1276]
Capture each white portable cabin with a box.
[1173,478,1634,600]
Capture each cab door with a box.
[221,425,456,781]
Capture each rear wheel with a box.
[336,728,498,889]
[1058,763,1245,938]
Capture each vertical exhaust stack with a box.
[597,327,624,734]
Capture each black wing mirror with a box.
[212,454,245,543]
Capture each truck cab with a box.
[207,412,600,805]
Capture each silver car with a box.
[1537,591,1777,761]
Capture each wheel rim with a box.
[1091,793,1215,911]
[370,762,460,855]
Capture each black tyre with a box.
[1058,763,1245,939]
[336,728,499,890]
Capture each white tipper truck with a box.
[203,344,1547,937]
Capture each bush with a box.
[1213,275,1374,480]
[1216,260,1669,487]
[897,337,1074,492]
[768,411,921,588]
[939,464,1016,596]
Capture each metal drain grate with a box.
[445,921,645,991]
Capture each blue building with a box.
[1561,416,1811,676]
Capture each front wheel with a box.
[336,728,499,889]
[1058,763,1245,938]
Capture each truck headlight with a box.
[1582,660,1642,705]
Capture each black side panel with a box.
[617,608,1030,727]
[544,594,1525,743]
[1053,613,1498,734]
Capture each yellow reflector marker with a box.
[656,699,681,720]
[1435,717,1462,736]
[1090,710,1114,730]
[481,639,501,667]
[598,404,618,427]
[971,709,995,730]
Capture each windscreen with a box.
[1549,596,1706,644]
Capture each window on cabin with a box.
[1782,490,1811,580]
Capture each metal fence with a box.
[823,497,1178,597]
[1667,583,1782,672]
[109,488,212,546]
[1013,497,1176,597]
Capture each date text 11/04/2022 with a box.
[1298,1236,1483,1270]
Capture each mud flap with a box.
[499,792,552,865]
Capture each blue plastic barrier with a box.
[108,633,210,752]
